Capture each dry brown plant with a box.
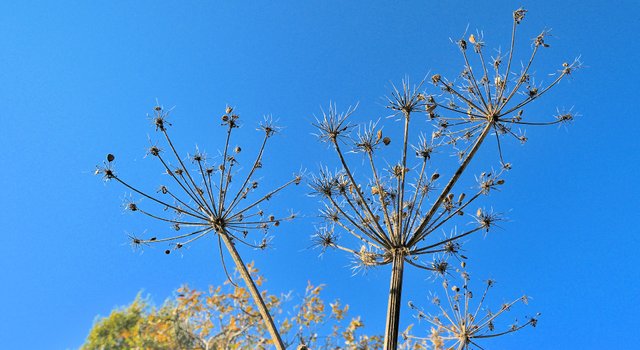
[96,105,302,349]
[406,262,539,350]
[310,8,578,349]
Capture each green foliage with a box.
[82,294,197,350]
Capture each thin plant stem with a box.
[219,230,285,350]
[409,121,493,246]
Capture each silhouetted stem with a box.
[219,231,285,350]
[383,252,405,350]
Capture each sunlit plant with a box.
[96,105,301,349]
[310,8,578,349]
[406,262,539,350]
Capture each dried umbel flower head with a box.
[97,105,300,256]
[313,102,357,144]
[97,104,301,349]
[310,7,578,277]
[310,8,576,349]
[407,264,540,350]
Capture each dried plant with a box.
[310,8,578,349]
[96,105,302,349]
[406,262,539,350]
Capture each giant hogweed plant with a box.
[310,8,579,349]
[96,105,301,349]
[405,261,539,350]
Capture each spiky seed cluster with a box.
[96,105,301,263]
[310,8,577,275]
[407,263,540,349]
[475,208,503,232]
[313,103,357,144]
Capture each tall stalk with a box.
[220,231,285,349]
[383,251,406,350]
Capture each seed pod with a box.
[226,106,233,114]
[497,179,505,185]
[431,172,440,181]
[457,193,466,204]
[383,137,391,146]
[234,146,241,153]
[165,249,171,255]
[476,208,483,217]
[107,154,115,162]
[426,104,436,113]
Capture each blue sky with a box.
[0,1,638,349]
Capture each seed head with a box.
[513,7,527,24]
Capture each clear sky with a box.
[1,1,638,349]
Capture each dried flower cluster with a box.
[406,262,539,350]
[96,104,301,349]
[96,106,300,254]
[98,8,579,350]
[310,8,577,349]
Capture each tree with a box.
[83,264,537,349]
[82,265,387,350]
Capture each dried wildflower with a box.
[386,79,427,115]
[407,264,539,349]
[311,226,340,253]
[94,154,116,181]
[354,121,384,154]
[311,8,576,349]
[312,103,356,143]
[98,105,301,349]
[474,208,504,232]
